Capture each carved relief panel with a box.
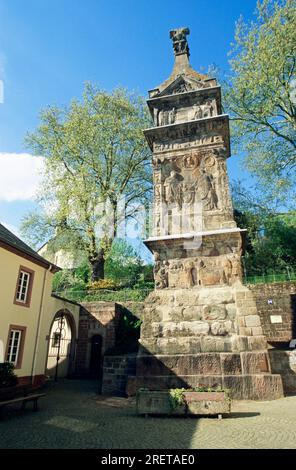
[153,253,242,289]
[152,146,235,236]
[153,97,218,127]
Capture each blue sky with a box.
[0,0,258,245]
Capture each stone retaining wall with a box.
[249,282,296,343]
[101,355,137,396]
[269,349,296,393]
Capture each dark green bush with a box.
[0,362,18,388]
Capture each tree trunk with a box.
[91,256,105,282]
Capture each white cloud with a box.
[0,152,44,201]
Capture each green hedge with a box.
[54,287,153,303]
[0,362,18,388]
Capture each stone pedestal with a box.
[129,28,283,400]
[128,285,283,399]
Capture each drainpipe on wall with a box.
[30,264,52,386]
[0,340,3,363]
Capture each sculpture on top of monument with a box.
[170,27,190,56]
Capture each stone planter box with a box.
[136,390,231,417]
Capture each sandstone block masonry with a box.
[101,355,137,395]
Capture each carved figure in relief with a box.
[168,261,183,288]
[196,259,206,286]
[153,108,159,126]
[159,110,167,126]
[194,258,227,287]
[222,257,232,284]
[154,261,168,288]
[183,154,196,169]
[168,108,176,124]
[202,100,214,118]
[154,251,160,262]
[158,110,162,126]
[154,171,162,183]
[198,170,218,210]
[184,261,195,287]
[154,212,161,235]
[230,254,242,282]
[193,104,203,120]
[164,170,183,210]
[182,182,196,205]
[204,155,216,168]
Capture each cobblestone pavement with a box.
[0,380,295,449]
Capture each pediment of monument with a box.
[157,74,207,97]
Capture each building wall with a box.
[249,282,296,343]
[46,314,73,378]
[75,302,121,377]
[38,244,84,270]
[42,295,80,381]
[0,246,80,386]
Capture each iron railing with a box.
[52,287,153,303]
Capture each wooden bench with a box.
[0,393,46,417]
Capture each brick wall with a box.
[249,282,296,343]
[119,302,145,321]
[101,355,137,396]
[75,302,121,376]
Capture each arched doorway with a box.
[89,334,102,379]
[46,310,76,380]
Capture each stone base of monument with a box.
[128,284,284,400]
[269,349,296,394]
[136,390,231,417]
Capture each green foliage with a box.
[141,264,154,281]
[243,213,296,275]
[223,0,296,202]
[52,287,152,302]
[133,280,154,290]
[52,239,151,294]
[52,241,154,300]
[104,239,144,286]
[52,269,87,293]
[0,363,18,388]
[74,262,91,284]
[169,388,187,410]
[21,84,153,279]
[232,180,296,276]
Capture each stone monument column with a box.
[128,28,283,399]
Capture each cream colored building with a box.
[0,223,80,386]
[38,240,85,270]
